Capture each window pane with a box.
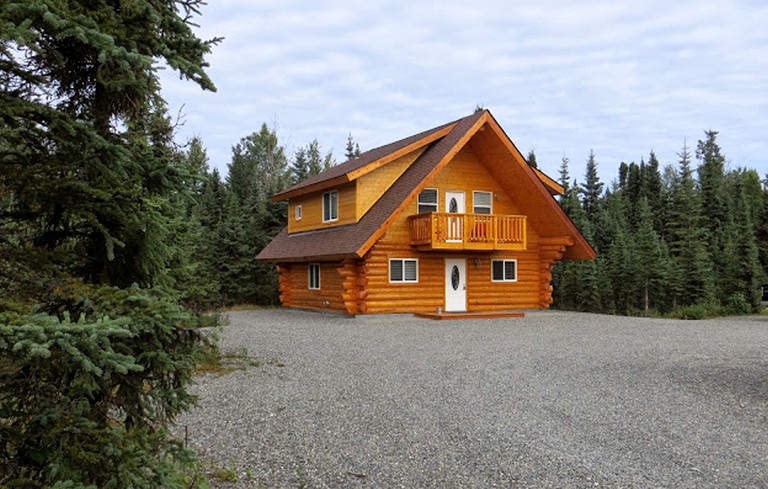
[504,260,516,281]
[474,191,491,207]
[473,191,492,214]
[323,191,338,221]
[390,260,403,281]
[309,264,320,289]
[404,260,417,281]
[419,189,437,204]
[330,191,338,219]
[492,260,504,281]
[418,189,438,214]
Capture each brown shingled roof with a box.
[256,109,596,263]
[271,116,459,201]
[257,111,486,262]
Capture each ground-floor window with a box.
[308,263,321,289]
[389,258,418,283]
[491,259,517,282]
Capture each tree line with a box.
[174,128,351,310]
[551,133,766,317]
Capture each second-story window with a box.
[473,191,492,214]
[323,190,338,222]
[295,204,302,221]
[418,188,438,214]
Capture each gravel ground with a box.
[176,309,768,488]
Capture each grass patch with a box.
[216,304,274,312]
[196,345,284,375]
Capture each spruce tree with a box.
[580,150,604,224]
[223,124,291,304]
[668,142,714,306]
[696,130,728,288]
[526,149,539,169]
[293,147,310,183]
[345,133,361,160]
[634,198,668,312]
[0,1,219,485]
[0,0,219,294]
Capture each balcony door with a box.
[445,191,465,242]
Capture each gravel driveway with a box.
[177,309,768,488]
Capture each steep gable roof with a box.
[257,110,595,262]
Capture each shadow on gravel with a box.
[670,362,768,404]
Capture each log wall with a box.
[276,142,570,315]
[277,262,346,313]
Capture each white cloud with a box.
[159,0,768,182]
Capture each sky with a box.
[158,0,768,185]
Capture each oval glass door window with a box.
[449,198,458,213]
[451,265,460,290]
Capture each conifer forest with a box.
[0,1,766,487]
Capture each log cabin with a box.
[256,109,595,315]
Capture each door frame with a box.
[445,258,467,312]
[445,191,466,243]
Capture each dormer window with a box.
[323,190,338,222]
[295,204,302,221]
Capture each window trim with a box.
[491,259,518,282]
[389,258,419,283]
[417,188,439,214]
[308,263,321,290]
[295,204,302,221]
[322,190,339,223]
[473,190,493,215]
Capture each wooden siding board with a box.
[288,183,357,234]
[278,262,346,313]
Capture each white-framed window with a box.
[389,258,418,283]
[473,191,492,214]
[323,190,338,222]
[491,259,517,282]
[295,204,302,221]
[308,263,320,289]
[418,188,438,214]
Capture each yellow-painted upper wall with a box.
[288,182,356,233]
[287,147,425,234]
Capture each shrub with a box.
[724,292,752,315]
[671,302,724,320]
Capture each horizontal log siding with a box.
[278,262,346,313]
[363,145,547,314]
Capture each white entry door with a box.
[445,258,467,312]
[445,191,465,242]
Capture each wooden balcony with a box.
[407,212,527,251]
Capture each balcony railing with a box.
[407,212,527,251]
